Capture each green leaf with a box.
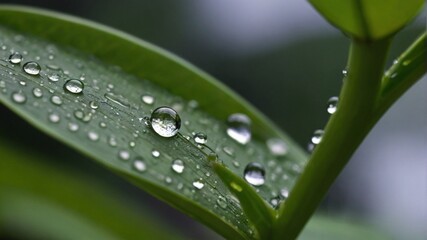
[0,5,307,239]
[0,139,183,240]
[309,0,424,40]
[213,162,276,239]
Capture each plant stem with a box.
[273,38,391,240]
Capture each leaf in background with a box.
[309,0,424,40]
[0,139,184,240]
[0,6,307,239]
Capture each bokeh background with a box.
[0,0,425,239]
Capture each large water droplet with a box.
[23,61,41,75]
[64,79,84,94]
[266,138,288,156]
[311,129,324,145]
[194,132,207,144]
[9,52,23,64]
[133,159,147,172]
[192,179,205,190]
[216,196,228,209]
[141,94,154,105]
[327,96,339,114]
[244,162,265,186]
[11,91,26,104]
[150,106,181,138]
[226,113,251,145]
[171,159,185,174]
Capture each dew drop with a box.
[8,52,23,64]
[104,92,130,108]
[171,159,185,174]
[32,88,43,98]
[226,113,251,145]
[244,162,265,186]
[68,122,79,132]
[23,61,41,75]
[216,196,228,209]
[141,94,154,105]
[118,150,130,160]
[270,196,281,208]
[194,132,207,144]
[88,131,99,141]
[192,179,205,190]
[50,95,63,105]
[89,101,99,109]
[266,138,288,156]
[222,146,235,157]
[311,129,324,145]
[327,96,339,114]
[280,188,289,198]
[150,106,181,138]
[48,113,60,123]
[64,79,84,94]
[108,136,118,147]
[133,159,147,172]
[342,68,348,77]
[11,91,26,103]
[46,74,59,83]
[151,150,160,158]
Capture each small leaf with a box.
[0,5,308,239]
[309,0,424,40]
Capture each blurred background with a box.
[0,0,425,239]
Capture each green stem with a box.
[273,38,392,240]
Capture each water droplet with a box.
[133,159,147,172]
[226,113,251,145]
[266,138,288,156]
[64,79,84,94]
[23,61,41,75]
[194,132,207,144]
[11,91,26,103]
[48,74,60,82]
[192,179,205,189]
[74,110,92,122]
[118,150,130,160]
[270,196,281,208]
[151,150,160,158]
[188,100,199,109]
[327,96,339,114]
[108,136,117,147]
[88,131,99,141]
[129,141,136,148]
[402,60,411,66]
[171,159,185,173]
[68,122,79,132]
[342,68,348,77]
[104,92,130,108]
[141,94,154,105]
[8,52,23,64]
[150,106,181,138]
[244,162,265,186]
[99,122,107,128]
[230,182,243,192]
[32,88,43,98]
[48,113,60,123]
[280,188,289,198]
[216,196,228,209]
[89,101,99,109]
[222,146,235,157]
[311,129,324,144]
[50,95,62,105]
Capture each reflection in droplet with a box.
[226,113,251,145]
[23,61,41,75]
[327,96,339,114]
[171,159,185,174]
[150,107,181,138]
[244,162,265,186]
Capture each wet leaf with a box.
[0,6,307,239]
